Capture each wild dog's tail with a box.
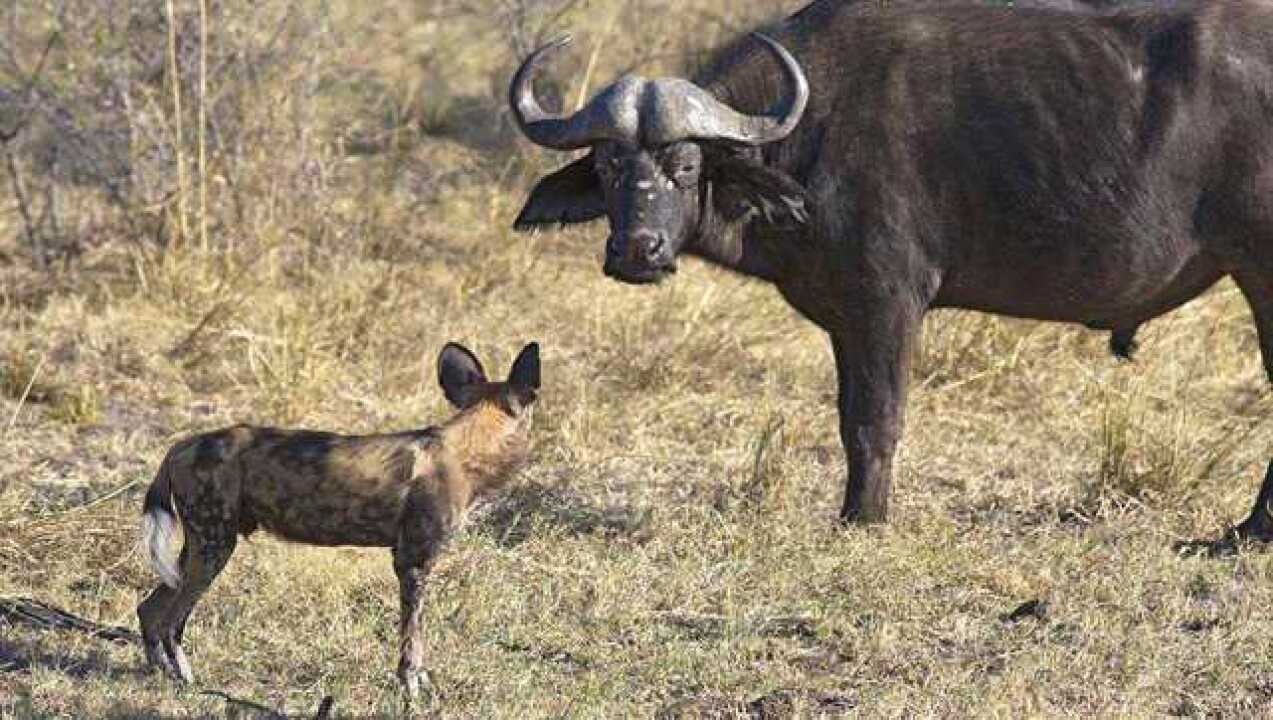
[139,457,184,589]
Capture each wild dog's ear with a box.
[704,148,810,228]
[513,154,606,231]
[438,342,487,409]
[505,342,540,413]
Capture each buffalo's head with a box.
[509,34,810,284]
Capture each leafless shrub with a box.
[0,0,333,256]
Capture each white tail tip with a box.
[140,507,183,588]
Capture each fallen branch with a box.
[202,690,336,719]
[201,690,282,718]
[0,596,139,645]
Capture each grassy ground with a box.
[2,0,1271,717]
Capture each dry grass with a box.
[2,0,1272,717]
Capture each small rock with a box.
[1001,599,1047,623]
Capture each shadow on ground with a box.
[0,636,129,680]
[657,688,857,719]
[0,597,149,694]
[2,632,335,719]
[471,481,653,548]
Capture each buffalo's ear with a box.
[513,154,606,231]
[705,150,810,228]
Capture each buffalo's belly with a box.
[934,232,1218,325]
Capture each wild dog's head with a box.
[437,341,540,431]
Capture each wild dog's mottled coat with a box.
[137,342,539,699]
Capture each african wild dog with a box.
[137,341,540,699]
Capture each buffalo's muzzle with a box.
[604,232,676,284]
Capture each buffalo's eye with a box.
[598,157,625,188]
[668,162,698,188]
[663,155,695,174]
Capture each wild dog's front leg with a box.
[832,296,924,524]
[393,492,447,701]
[393,561,433,700]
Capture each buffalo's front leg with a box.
[832,298,924,524]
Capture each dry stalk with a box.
[165,0,190,244]
[198,0,210,253]
[573,1,628,112]
[4,353,45,434]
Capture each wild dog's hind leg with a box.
[138,585,177,673]
[393,491,447,701]
[159,528,237,683]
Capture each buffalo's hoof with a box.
[1174,524,1273,558]
[1173,534,1239,558]
[1109,327,1140,361]
[837,506,889,526]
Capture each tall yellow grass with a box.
[1,0,1270,716]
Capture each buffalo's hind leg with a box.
[1178,270,1273,556]
[1234,270,1273,385]
[1110,325,1140,361]
[1226,271,1273,544]
[1233,460,1273,542]
[1177,461,1273,557]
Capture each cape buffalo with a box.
[508,0,1273,545]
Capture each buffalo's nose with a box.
[629,231,666,261]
